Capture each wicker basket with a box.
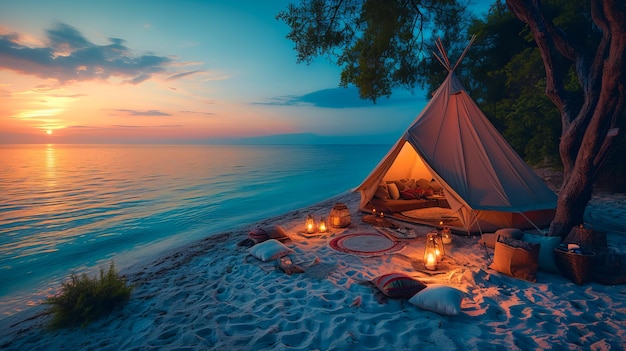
[554,245,596,285]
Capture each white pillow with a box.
[249,239,294,262]
[409,284,463,316]
[522,233,562,273]
[387,182,400,200]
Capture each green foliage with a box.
[277,0,474,102]
[45,262,133,329]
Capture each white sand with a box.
[1,191,625,350]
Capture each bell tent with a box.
[355,38,557,234]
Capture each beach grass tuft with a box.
[45,262,133,329]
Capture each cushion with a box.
[495,228,523,240]
[430,180,443,192]
[400,188,423,200]
[522,233,562,273]
[248,228,269,243]
[374,181,390,199]
[248,225,288,244]
[408,284,464,316]
[264,225,288,240]
[249,239,294,262]
[416,178,432,191]
[479,233,497,249]
[490,236,540,282]
[371,273,427,299]
[387,182,400,200]
[399,178,416,190]
[400,189,417,200]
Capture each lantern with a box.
[329,203,351,228]
[424,231,445,271]
[440,221,452,244]
[305,214,316,234]
[423,233,439,270]
[318,217,328,233]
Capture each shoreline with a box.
[2,191,626,350]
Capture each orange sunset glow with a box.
[0,1,422,145]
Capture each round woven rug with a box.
[329,233,406,257]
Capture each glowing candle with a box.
[318,217,328,233]
[426,253,437,270]
[305,214,316,234]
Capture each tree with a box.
[276,0,472,101]
[506,0,626,237]
[278,0,626,238]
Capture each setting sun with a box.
[46,130,52,135]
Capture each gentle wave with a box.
[0,144,388,317]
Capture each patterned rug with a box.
[329,233,406,257]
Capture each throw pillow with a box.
[430,180,443,192]
[522,233,562,273]
[400,189,417,200]
[399,178,416,190]
[416,178,432,191]
[495,228,524,240]
[249,239,294,262]
[265,225,289,241]
[371,273,427,299]
[408,284,464,316]
[387,182,401,200]
[490,235,540,282]
[374,181,390,199]
[479,233,497,249]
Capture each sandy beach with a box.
[1,190,625,350]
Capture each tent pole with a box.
[518,211,546,235]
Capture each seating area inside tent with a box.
[355,37,557,235]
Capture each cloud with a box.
[0,23,173,84]
[111,124,182,128]
[108,109,172,117]
[179,110,216,116]
[258,86,422,109]
[166,70,203,81]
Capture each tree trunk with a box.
[507,0,626,238]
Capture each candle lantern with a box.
[423,233,439,270]
[329,203,351,228]
[440,221,452,244]
[318,217,328,233]
[305,214,316,234]
[424,231,445,267]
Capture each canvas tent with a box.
[355,38,557,233]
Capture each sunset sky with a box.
[0,0,491,144]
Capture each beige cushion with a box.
[430,180,443,192]
[416,178,432,191]
[495,228,523,240]
[249,239,294,262]
[479,233,497,248]
[374,181,390,199]
[388,182,400,200]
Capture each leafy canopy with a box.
[277,0,473,102]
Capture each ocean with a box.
[0,143,389,318]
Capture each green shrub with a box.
[45,262,133,329]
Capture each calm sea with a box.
[0,144,388,318]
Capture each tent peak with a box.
[432,35,477,72]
